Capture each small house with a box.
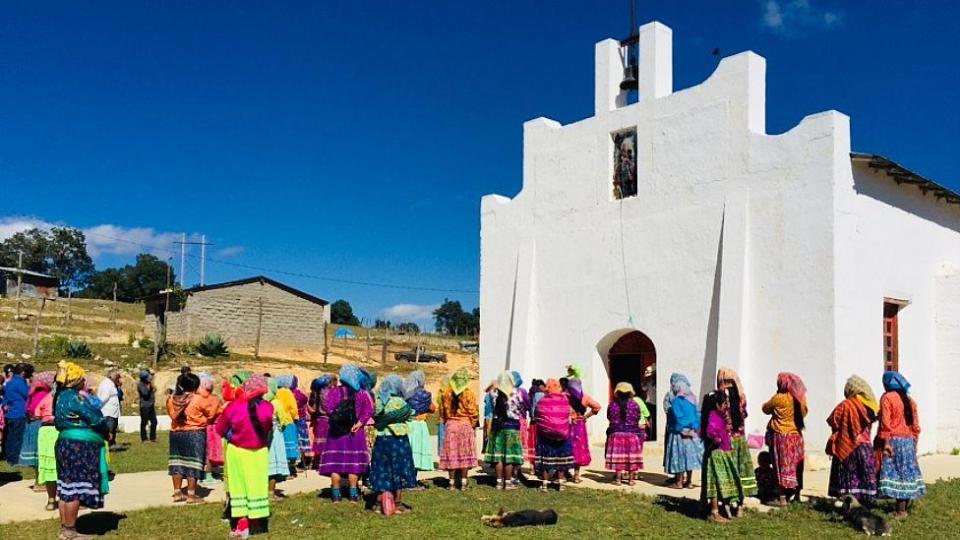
[0,267,59,299]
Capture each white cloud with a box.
[217,246,245,258]
[0,215,221,260]
[380,303,439,322]
[761,0,841,35]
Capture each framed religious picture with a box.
[612,129,637,199]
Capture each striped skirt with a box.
[829,443,877,505]
[663,432,703,474]
[534,436,574,475]
[703,449,743,502]
[767,430,805,490]
[37,425,59,484]
[18,419,42,467]
[605,432,643,472]
[282,423,300,462]
[483,428,524,465]
[226,445,270,520]
[296,417,312,457]
[318,427,370,476]
[439,419,476,470]
[312,416,330,468]
[406,419,434,471]
[878,436,926,500]
[206,425,225,466]
[56,438,105,509]
[732,436,758,497]
[268,423,290,480]
[169,430,207,479]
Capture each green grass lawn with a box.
[0,431,169,482]
[2,477,958,538]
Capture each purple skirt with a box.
[312,416,330,468]
[318,428,369,476]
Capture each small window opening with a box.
[612,129,637,199]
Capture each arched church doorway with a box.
[607,330,657,441]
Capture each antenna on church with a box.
[619,0,640,91]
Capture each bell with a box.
[620,64,638,91]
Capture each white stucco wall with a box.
[480,22,857,448]
[834,163,960,454]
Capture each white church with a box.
[479,22,960,455]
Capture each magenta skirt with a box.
[571,418,591,467]
[605,432,643,472]
[206,424,224,466]
[311,416,330,470]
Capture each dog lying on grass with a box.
[481,508,559,528]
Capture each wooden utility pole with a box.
[112,281,118,325]
[365,328,371,362]
[254,296,263,359]
[322,322,329,366]
[381,339,388,365]
[15,252,23,320]
[32,297,46,357]
[66,288,72,327]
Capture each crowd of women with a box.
[0,360,928,537]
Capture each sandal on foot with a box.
[45,500,57,511]
[539,484,548,492]
[172,493,188,503]
[708,513,729,524]
[186,495,204,504]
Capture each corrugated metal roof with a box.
[851,152,960,207]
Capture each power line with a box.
[83,230,479,294]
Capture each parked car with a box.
[395,346,447,363]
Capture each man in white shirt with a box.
[97,369,122,445]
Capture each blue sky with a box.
[1,1,957,325]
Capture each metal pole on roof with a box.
[180,233,186,287]
[200,234,206,286]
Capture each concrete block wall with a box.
[145,280,327,348]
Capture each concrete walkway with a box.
[3,449,960,525]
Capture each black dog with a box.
[482,508,559,528]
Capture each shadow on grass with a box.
[76,512,127,535]
[654,494,704,520]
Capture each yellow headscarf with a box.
[450,368,471,395]
[496,370,516,396]
[55,361,85,388]
[844,375,879,414]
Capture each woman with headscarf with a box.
[701,390,741,524]
[359,368,379,464]
[318,364,374,503]
[403,370,435,473]
[216,374,274,538]
[483,370,527,490]
[308,374,334,469]
[512,371,531,481]
[533,379,574,491]
[562,377,600,483]
[197,373,223,485]
[53,361,110,539]
[137,369,158,444]
[439,367,479,491]
[435,374,450,458]
[287,376,312,469]
[663,373,702,489]
[28,371,58,509]
[525,379,546,468]
[605,382,645,485]
[369,374,417,516]
[715,367,758,507]
[761,372,808,506]
[274,375,301,473]
[264,379,290,498]
[876,372,924,517]
[827,375,879,507]
[21,371,54,485]
[167,372,217,503]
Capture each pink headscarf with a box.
[242,375,269,399]
[777,372,807,405]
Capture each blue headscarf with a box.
[378,374,405,405]
[402,370,426,400]
[360,368,377,392]
[511,371,523,389]
[275,374,295,389]
[664,373,697,411]
[311,374,333,393]
[883,371,911,393]
[339,364,364,392]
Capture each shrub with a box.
[196,334,229,357]
[66,341,93,359]
[40,335,71,357]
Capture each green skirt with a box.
[37,425,59,484]
[483,428,524,465]
[704,449,742,501]
[732,436,758,497]
[226,445,270,520]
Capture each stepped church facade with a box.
[479,22,960,453]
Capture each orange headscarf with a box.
[545,379,563,395]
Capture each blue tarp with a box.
[334,328,357,339]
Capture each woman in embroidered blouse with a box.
[369,375,417,516]
[439,367,479,491]
[483,370,528,490]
